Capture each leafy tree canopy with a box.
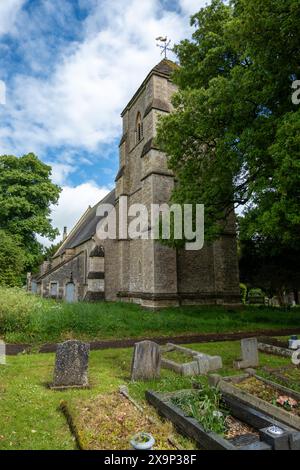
[0,153,61,273]
[157,0,300,249]
[0,230,25,287]
[239,217,300,304]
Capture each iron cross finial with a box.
[156,36,172,59]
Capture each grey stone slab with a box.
[52,340,89,388]
[234,338,259,369]
[131,340,161,381]
[241,338,259,366]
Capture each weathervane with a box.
[156,36,172,59]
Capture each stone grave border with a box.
[209,371,300,431]
[49,383,90,391]
[258,341,293,358]
[160,343,222,376]
[146,389,300,450]
[262,365,300,386]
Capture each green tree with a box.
[157,0,300,247]
[0,153,61,272]
[239,223,300,305]
[0,230,25,286]
[40,241,63,268]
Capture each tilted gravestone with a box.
[131,340,161,381]
[51,340,90,388]
[234,338,259,369]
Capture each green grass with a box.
[0,339,292,450]
[163,349,192,363]
[1,287,300,346]
[0,341,289,450]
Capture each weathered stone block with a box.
[208,374,222,387]
[207,355,223,371]
[181,361,199,376]
[131,340,161,381]
[195,356,210,374]
[259,427,290,450]
[52,340,89,388]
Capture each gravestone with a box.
[0,340,6,365]
[131,340,161,381]
[52,340,89,388]
[234,338,259,369]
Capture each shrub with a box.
[248,288,265,298]
[240,283,247,304]
[0,287,46,333]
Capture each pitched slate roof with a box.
[54,189,116,258]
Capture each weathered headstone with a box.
[52,340,89,388]
[234,338,259,369]
[0,340,6,365]
[131,340,161,381]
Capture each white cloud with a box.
[1,0,211,249]
[0,0,203,161]
[179,0,208,16]
[49,162,76,186]
[39,181,110,246]
[0,0,25,36]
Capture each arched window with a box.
[135,112,143,144]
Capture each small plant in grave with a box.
[171,385,229,435]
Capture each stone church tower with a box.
[33,59,240,308]
[112,59,240,308]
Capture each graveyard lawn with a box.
[1,288,300,347]
[0,338,296,450]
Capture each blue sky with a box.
[0,0,208,244]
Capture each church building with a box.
[30,59,240,308]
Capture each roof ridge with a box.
[53,189,115,258]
